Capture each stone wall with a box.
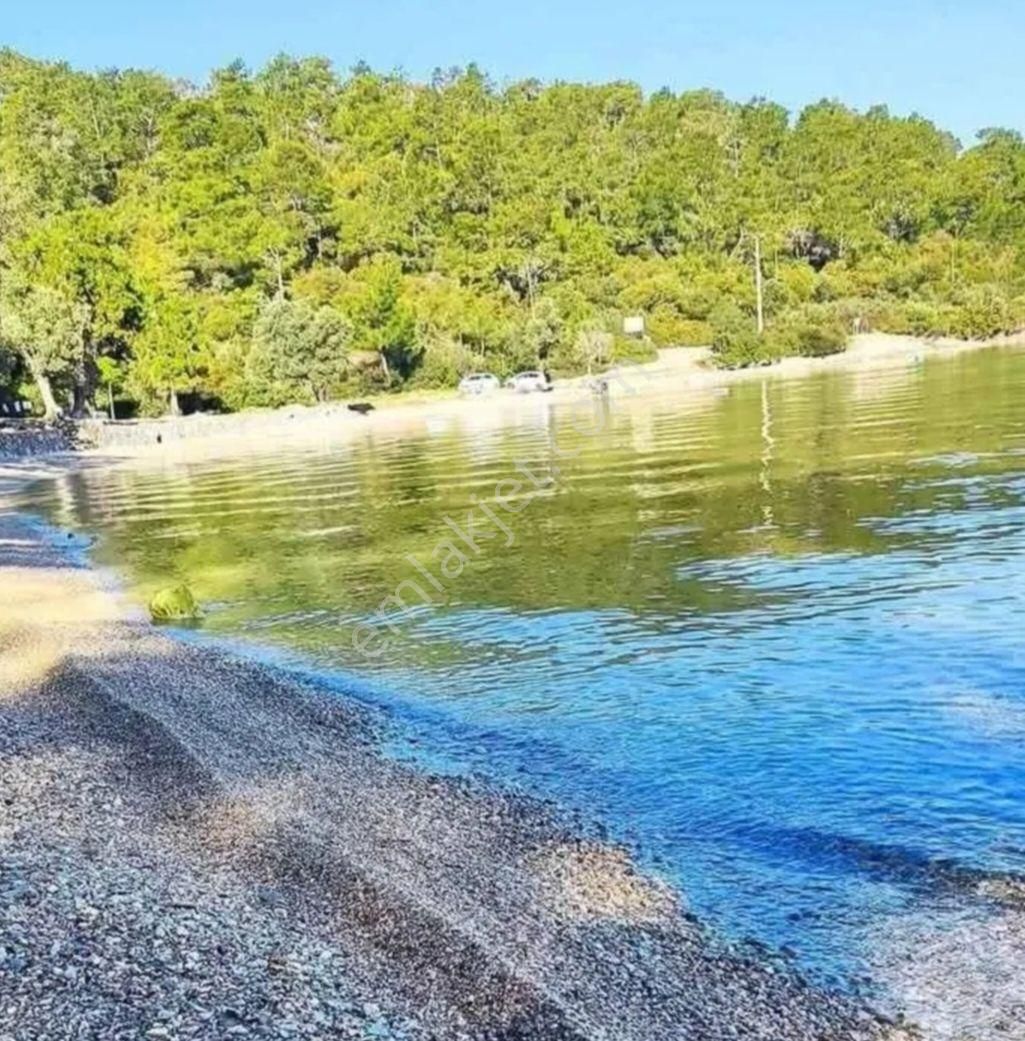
[79,403,365,450]
[0,423,75,459]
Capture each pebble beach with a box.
[0,473,899,1040]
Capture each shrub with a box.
[647,309,711,347]
[710,302,850,368]
[774,306,850,357]
[710,303,773,368]
[576,323,614,372]
[609,333,658,365]
[248,298,352,405]
[944,287,1018,339]
[796,322,847,357]
[409,333,480,388]
[889,300,945,337]
[775,262,819,307]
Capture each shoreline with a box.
[63,332,1024,463]
[5,335,1025,1039]
[0,467,898,1040]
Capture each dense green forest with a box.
[1,49,1024,417]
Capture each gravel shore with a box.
[0,507,901,1041]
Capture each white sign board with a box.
[623,315,645,336]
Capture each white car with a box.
[506,370,551,394]
[458,373,501,396]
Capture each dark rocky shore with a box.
[0,501,910,1041]
[0,422,75,460]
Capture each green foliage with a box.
[943,286,1023,339]
[609,333,659,365]
[0,283,87,373]
[710,303,771,368]
[248,297,351,404]
[0,342,19,403]
[0,280,89,415]
[772,306,850,358]
[514,297,565,370]
[131,291,201,412]
[711,302,850,368]
[407,332,478,389]
[576,322,615,373]
[1,49,1025,414]
[647,310,711,348]
[347,259,419,385]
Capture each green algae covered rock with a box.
[148,584,202,623]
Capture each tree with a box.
[0,281,88,417]
[249,297,350,404]
[577,321,614,374]
[348,260,418,384]
[10,207,139,414]
[1,47,1024,410]
[515,295,564,368]
[132,291,201,414]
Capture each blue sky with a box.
[3,0,1022,146]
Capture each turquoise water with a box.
[27,348,1025,998]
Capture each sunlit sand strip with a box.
[528,841,678,925]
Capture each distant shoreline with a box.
[54,331,1023,464]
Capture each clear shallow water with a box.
[27,349,1025,998]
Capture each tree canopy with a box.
[1,50,1024,416]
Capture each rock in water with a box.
[148,584,202,623]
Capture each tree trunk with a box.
[33,370,63,421]
[70,380,88,418]
[169,388,181,416]
[70,356,98,418]
[754,235,765,336]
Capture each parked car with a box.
[506,370,551,394]
[458,373,501,396]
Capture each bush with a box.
[575,323,614,372]
[647,309,711,347]
[408,333,479,388]
[609,333,657,365]
[881,300,943,337]
[871,291,1022,341]
[774,262,819,307]
[944,287,1018,339]
[248,298,352,405]
[773,306,850,357]
[710,303,774,368]
[710,303,850,368]
[793,323,845,357]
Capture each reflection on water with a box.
[27,348,1025,1005]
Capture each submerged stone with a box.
[148,584,202,623]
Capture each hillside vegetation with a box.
[1,51,1024,415]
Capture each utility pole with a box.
[754,234,765,336]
